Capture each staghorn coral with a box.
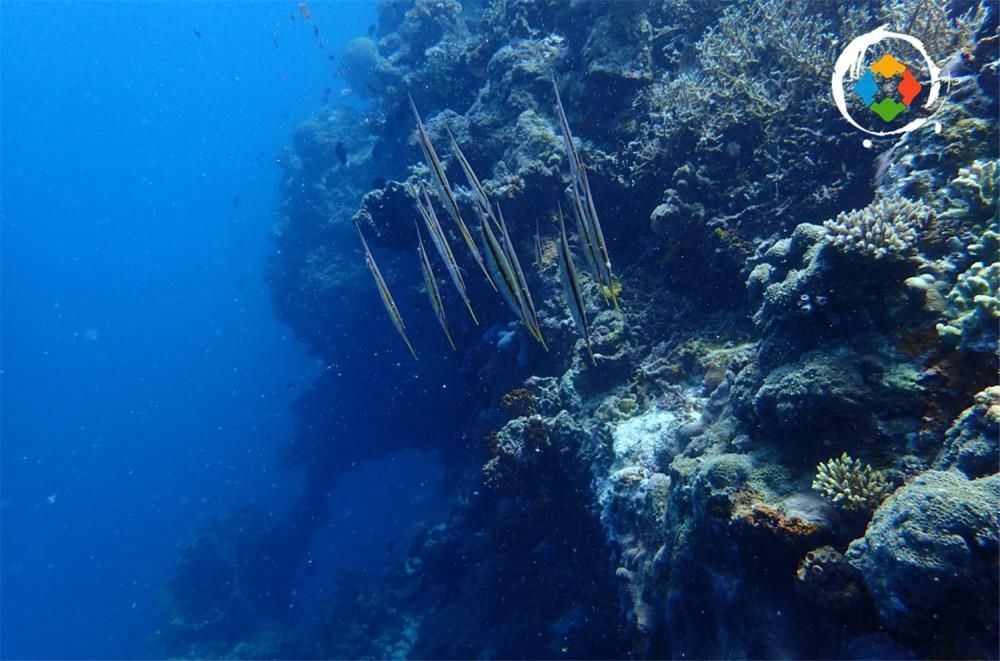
[823,195,931,261]
[812,453,893,511]
[879,0,988,65]
[935,259,1000,352]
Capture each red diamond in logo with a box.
[897,70,921,106]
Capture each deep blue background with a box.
[0,2,446,658]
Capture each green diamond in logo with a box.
[870,98,907,122]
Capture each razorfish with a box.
[496,205,546,348]
[449,132,545,347]
[552,77,618,309]
[354,222,417,360]
[411,183,479,325]
[556,203,594,364]
[408,95,495,290]
[480,210,527,330]
[447,127,495,230]
[415,220,457,351]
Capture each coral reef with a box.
[165,1,1000,659]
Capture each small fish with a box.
[552,76,618,310]
[579,163,617,309]
[340,87,353,97]
[479,205,540,346]
[335,142,347,166]
[481,209,526,327]
[496,205,546,347]
[273,35,280,48]
[367,24,376,37]
[447,127,542,345]
[534,219,544,268]
[557,203,594,363]
[412,183,478,324]
[409,95,495,291]
[193,28,202,39]
[328,54,336,62]
[415,220,456,351]
[231,194,241,209]
[289,12,296,21]
[298,2,311,20]
[313,25,320,39]
[447,127,495,228]
[355,223,417,360]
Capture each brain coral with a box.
[846,470,999,654]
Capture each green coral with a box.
[936,260,1000,353]
[812,452,893,511]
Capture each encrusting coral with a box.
[812,453,893,511]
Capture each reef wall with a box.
[164,0,999,658]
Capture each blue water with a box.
[0,2,429,657]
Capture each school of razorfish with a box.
[355,78,618,364]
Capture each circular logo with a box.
[831,26,942,146]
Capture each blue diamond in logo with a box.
[853,69,877,106]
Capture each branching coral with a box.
[823,195,931,260]
[940,158,1000,227]
[880,0,988,63]
[812,452,893,510]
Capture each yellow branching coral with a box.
[812,453,893,511]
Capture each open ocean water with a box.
[2,1,998,659]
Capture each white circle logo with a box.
[831,26,943,146]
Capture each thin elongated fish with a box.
[552,77,619,309]
[415,220,456,351]
[355,222,417,360]
[570,186,604,283]
[448,131,545,347]
[412,183,479,325]
[447,127,495,229]
[408,95,495,290]
[534,219,544,268]
[480,210,527,328]
[496,205,546,348]
[556,203,594,363]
